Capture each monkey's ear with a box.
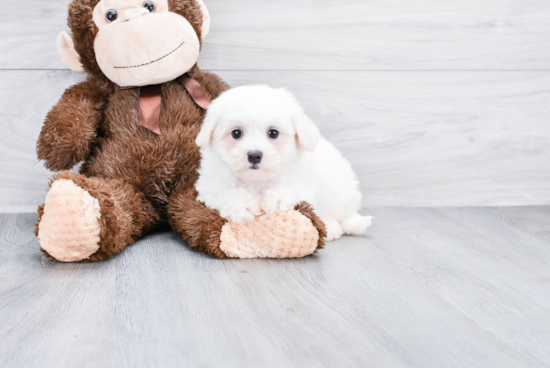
[196,0,211,39]
[56,31,84,72]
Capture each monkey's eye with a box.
[106,9,118,22]
[232,130,243,139]
[268,129,279,139]
[143,1,155,12]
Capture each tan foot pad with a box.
[220,210,319,259]
[38,179,102,262]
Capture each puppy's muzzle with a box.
[247,151,263,168]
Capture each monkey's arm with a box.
[196,69,230,99]
[37,78,109,171]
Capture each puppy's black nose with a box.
[247,151,263,165]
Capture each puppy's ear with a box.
[196,108,218,150]
[293,112,320,151]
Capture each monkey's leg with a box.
[167,187,229,259]
[167,186,326,259]
[36,171,160,262]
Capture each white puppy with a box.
[195,85,372,241]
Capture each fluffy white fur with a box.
[195,85,372,241]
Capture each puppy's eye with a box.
[268,129,279,139]
[106,9,118,22]
[232,130,243,139]
[143,1,155,12]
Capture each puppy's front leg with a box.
[261,187,301,215]
[218,188,262,225]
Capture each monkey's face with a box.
[90,0,200,87]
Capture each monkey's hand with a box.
[37,78,109,171]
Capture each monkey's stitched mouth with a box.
[113,41,185,69]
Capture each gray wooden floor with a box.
[1,207,549,368]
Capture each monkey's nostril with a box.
[247,151,263,165]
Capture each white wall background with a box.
[1,0,549,212]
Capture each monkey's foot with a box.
[37,179,102,262]
[219,203,326,259]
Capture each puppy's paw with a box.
[245,197,263,219]
[342,215,373,235]
[225,198,263,225]
[261,189,299,215]
[324,219,344,241]
[229,208,256,224]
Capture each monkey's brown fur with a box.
[36,0,326,260]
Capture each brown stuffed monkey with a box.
[35,0,326,262]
